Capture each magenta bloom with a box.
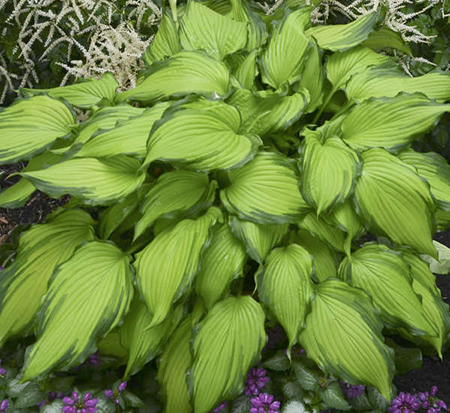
[417,386,448,413]
[250,393,280,413]
[62,392,98,413]
[340,381,365,398]
[213,402,227,413]
[245,367,270,396]
[0,359,5,376]
[388,392,420,413]
[105,381,127,405]
[0,399,8,412]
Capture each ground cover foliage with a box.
[1,0,450,412]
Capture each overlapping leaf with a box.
[360,26,412,55]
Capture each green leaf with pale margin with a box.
[257,244,313,350]
[191,296,266,413]
[134,170,217,241]
[0,96,74,164]
[180,0,247,59]
[229,216,289,264]
[293,362,319,391]
[21,155,146,206]
[263,350,291,371]
[421,241,450,275]
[339,244,439,337]
[21,241,134,381]
[360,26,412,55]
[115,51,230,103]
[221,151,310,224]
[306,12,378,51]
[135,208,222,327]
[195,224,247,309]
[0,210,95,346]
[260,7,312,89]
[320,381,351,411]
[233,50,259,89]
[299,279,394,401]
[354,149,436,257]
[143,101,261,172]
[21,73,118,108]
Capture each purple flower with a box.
[105,381,127,405]
[0,399,8,412]
[62,391,98,413]
[245,367,270,396]
[73,353,100,371]
[212,402,227,413]
[388,392,420,413]
[0,359,5,376]
[417,386,447,413]
[38,391,65,409]
[250,393,280,413]
[340,381,365,398]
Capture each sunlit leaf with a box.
[360,26,412,55]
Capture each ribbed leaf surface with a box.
[360,26,412,55]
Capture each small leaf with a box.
[420,241,450,274]
[293,362,319,391]
[262,351,291,371]
[320,381,351,411]
[13,382,44,408]
[282,400,307,413]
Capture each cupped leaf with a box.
[299,279,394,400]
[0,210,95,346]
[232,50,259,89]
[135,207,222,327]
[191,295,266,413]
[21,73,118,109]
[257,244,313,350]
[360,26,412,55]
[134,170,217,241]
[115,51,230,103]
[221,151,310,224]
[20,156,146,206]
[21,241,134,381]
[0,96,74,164]
[354,149,436,257]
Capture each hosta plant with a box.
[1,0,450,412]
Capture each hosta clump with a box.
[1,0,450,411]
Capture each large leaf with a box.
[191,296,266,413]
[134,170,217,241]
[338,244,439,337]
[360,26,412,55]
[0,96,74,164]
[299,279,394,400]
[306,12,378,51]
[180,0,247,59]
[21,241,134,381]
[0,210,95,346]
[143,101,261,172]
[221,151,310,224]
[134,208,222,327]
[115,51,230,103]
[20,156,146,206]
[257,244,313,350]
[354,149,436,257]
[21,73,118,109]
[231,50,259,89]
[342,94,450,151]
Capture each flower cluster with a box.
[62,392,98,413]
[389,392,420,413]
[244,367,270,396]
[105,381,127,405]
[340,381,365,398]
[417,386,448,413]
[389,387,448,413]
[250,393,280,413]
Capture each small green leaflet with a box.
[342,93,450,151]
[191,296,266,413]
[0,210,95,346]
[195,223,247,308]
[134,207,222,327]
[421,241,450,275]
[306,12,378,51]
[320,381,351,411]
[354,149,436,257]
[115,51,230,103]
[0,95,74,164]
[21,241,134,381]
[143,101,261,172]
[20,155,146,206]
[360,26,412,55]
[257,244,313,350]
[299,279,394,401]
[229,216,289,264]
[134,170,217,241]
[20,73,118,109]
[221,151,310,224]
[180,0,247,60]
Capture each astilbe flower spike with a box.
[245,367,271,396]
[105,381,127,405]
[388,392,420,413]
[340,381,365,398]
[62,391,98,413]
[250,393,280,413]
[417,386,448,413]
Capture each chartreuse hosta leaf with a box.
[306,12,378,51]
[299,132,359,214]
[232,50,259,89]
[360,26,412,56]
[221,151,310,224]
[20,155,146,206]
[257,244,313,351]
[135,208,222,327]
[21,241,134,381]
[0,96,74,165]
[21,73,118,109]
[195,224,247,309]
[299,279,394,400]
[260,7,312,89]
[342,94,450,151]
[0,210,95,346]
[158,318,193,413]
[134,170,217,241]
[338,244,439,337]
[120,300,183,378]
[180,0,247,60]
[191,296,266,413]
[354,149,436,257]
[229,216,289,264]
[115,51,230,103]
